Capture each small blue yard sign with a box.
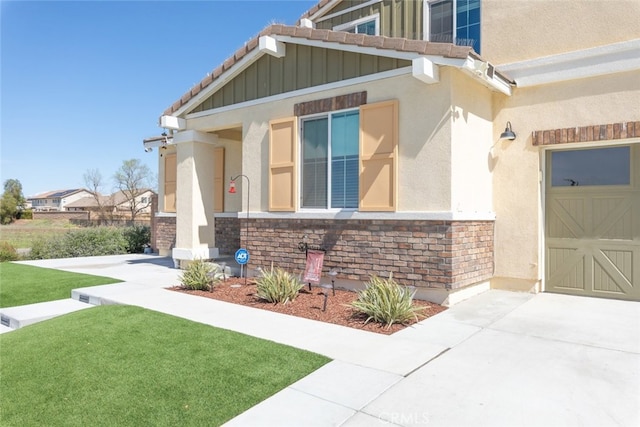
[235,248,249,265]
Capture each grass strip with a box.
[0,305,330,426]
[0,263,121,308]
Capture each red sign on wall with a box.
[303,250,325,284]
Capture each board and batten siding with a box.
[315,0,423,40]
[190,45,410,114]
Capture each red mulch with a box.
[169,277,446,335]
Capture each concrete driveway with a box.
[6,255,640,426]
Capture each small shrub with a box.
[0,242,19,262]
[28,227,128,260]
[255,264,303,304]
[180,259,224,291]
[17,209,33,220]
[122,225,150,253]
[350,274,425,329]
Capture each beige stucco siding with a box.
[491,70,640,288]
[450,70,494,214]
[187,72,470,214]
[482,0,640,65]
[175,142,217,249]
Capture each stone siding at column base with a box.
[153,216,176,257]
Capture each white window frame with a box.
[424,0,455,42]
[333,13,380,36]
[424,0,482,52]
[298,107,360,212]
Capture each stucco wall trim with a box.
[498,39,640,87]
[215,211,497,221]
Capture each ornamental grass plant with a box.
[255,264,303,304]
[179,259,224,291]
[350,273,426,329]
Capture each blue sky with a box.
[1,0,316,197]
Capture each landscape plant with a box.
[0,242,19,262]
[29,227,128,259]
[179,259,224,291]
[255,264,303,304]
[122,225,151,253]
[350,273,426,329]
[26,225,150,259]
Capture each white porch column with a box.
[171,130,220,264]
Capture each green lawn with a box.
[0,305,330,426]
[0,263,121,308]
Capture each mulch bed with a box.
[169,277,446,335]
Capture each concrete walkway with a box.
[4,255,640,426]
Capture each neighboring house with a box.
[144,0,640,304]
[28,189,93,212]
[66,190,156,218]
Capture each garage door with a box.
[546,144,640,301]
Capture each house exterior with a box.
[144,0,640,304]
[28,189,94,212]
[66,190,156,218]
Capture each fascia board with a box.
[305,0,343,21]
[171,48,266,118]
[272,35,419,61]
[499,39,640,87]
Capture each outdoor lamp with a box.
[228,180,236,193]
[499,121,516,141]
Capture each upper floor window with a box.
[301,109,359,209]
[334,14,379,36]
[428,0,480,53]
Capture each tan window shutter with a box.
[164,153,177,213]
[269,117,298,211]
[359,100,398,211]
[213,147,225,213]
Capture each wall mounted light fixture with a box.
[499,121,516,141]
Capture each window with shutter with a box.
[300,109,359,209]
[269,117,298,211]
[359,100,398,211]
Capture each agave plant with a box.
[350,273,425,329]
[255,264,303,304]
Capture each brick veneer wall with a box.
[215,217,241,256]
[532,121,640,146]
[154,217,176,254]
[150,195,177,254]
[216,218,494,290]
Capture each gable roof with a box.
[65,190,155,209]
[162,23,507,118]
[28,189,87,200]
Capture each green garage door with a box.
[546,144,640,301]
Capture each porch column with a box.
[171,130,220,264]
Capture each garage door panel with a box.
[593,249,633,294]
[548,198,585,238]
[547,246,586,290]
[593,197,633,239]
[545,144,639,301]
